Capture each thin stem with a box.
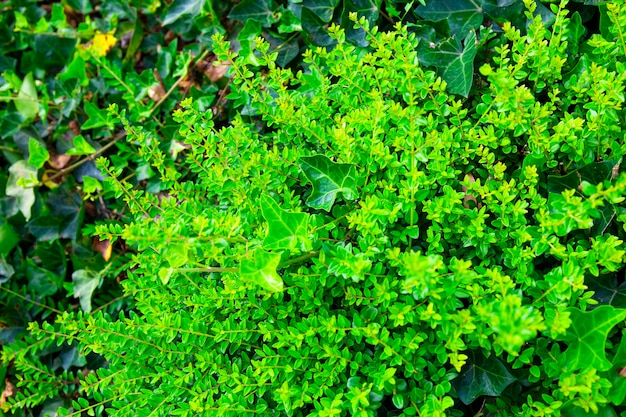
[41,130,126,185]
[0,287,62,314]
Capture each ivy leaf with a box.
[72,269,102,313]
[418,30,477,97]
[6,160,38,221]
[303,0,340,22]
[556,306,626,371]
[15,72,38,121]
[341,0,381,47]
[453,350,516,405]
[260,195,310,252]
[28,138,49,169]
[162,0,205,27]
[587,274,626,308]
[240,249,283,292]
[607,334,626,405]
[228,0,276,27]
[415,0,484,37]
[300,155,359,211]
[82,102,112,130]
[66,135,96,156]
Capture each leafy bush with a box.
[3,0,626,416]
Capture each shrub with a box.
[5,0,626,416]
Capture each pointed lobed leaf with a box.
[415,0,484,37]
[6,160,38,221]
[16,72,38,121]
[300,155,358,211]
[72,269,102,313]
[240,249,283,292]
[228,0,275,27]
[418,30,477,97]
[303,0,340,22]
[260,195,310,251]
[453,350,516,405]
[556,306,626,371]
[162,0,205,27]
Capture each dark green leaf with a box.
[303,0,340,22]
[556,306,626,371]
[228,0,276,27]
[27,216,61,241]
[415,0,484,37]
[162,0,206,27]
[0,219,19,258]
[418,30,477,97]
[260,195,310,252]
[453,350,516,405]
[240,249,283,292]
[66,0,93,14]
[27,259,61,297]
[33,35,77,70]
[301,7,334,46]
[588,274,626,309]
[72,269,102,313]
[300,155,359,211]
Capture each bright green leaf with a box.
[6,160,37,221]
[58,56,88,86]
[28,138,49,169]
[240,249,283,292]
[82,102,111,130]
[607,334,626,406]
[260,195,310,252]
[72,269,102,313]
[418,30,477,97]
[66,135,96,156]
[163,243,188,268]
[556,306,626,371]
[228,0,276,27]
[162,0,205,26]
[300,155,359,211]
[453,350,516,405]
[15,73,38,121]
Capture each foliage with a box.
[2,0,626,416]
[3,0,626,415]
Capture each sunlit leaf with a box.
[66,135,96,156]
[72,269,102,313]
[240,249,283,292]
[6,160,37,221]
[28,138,49,169]
[556,306,626,371]
[15,72,38,121]
[260,195,310,251]
[300,155,359,211]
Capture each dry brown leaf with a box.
[0,378,16,410]
[48,153,73,170]
[93,238,112,261]
[205,61,231,83]
[148,84,166,101]
[462,173,479,209]
[619,366,626,377]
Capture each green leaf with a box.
[415,0,484,37]
[453,350,516,405]
[607,334,626,406]
[0,219,19,258]
[556,306,626,371]
[303,0,340,22]
[66,135,96,156]
[28,138,49,169]
[72,269,102,313]
[300,155,359,211]
[341,0,381,47]
[27,259,62,298]
[58,56,88,86]
[5,160,37,221]
[162,0,205,27]
[240,249,283,292]
[588,274,626,308]
[260,195,311,251]
[66,0,93,14]
[228,0,276,27]
[15,73,38,121]
[33,35,77,71]
[163,243,188,268]
[82,102,111,130]
[418,30,477,97]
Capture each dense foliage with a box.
[2,0,626,416]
